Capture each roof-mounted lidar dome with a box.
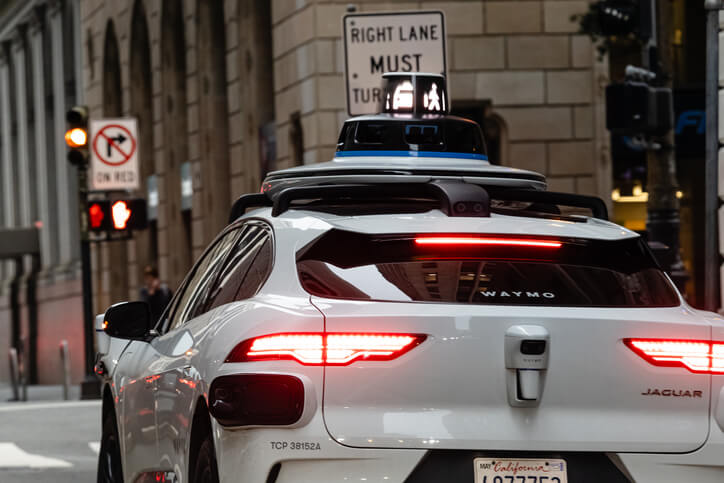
[336,72,487,161]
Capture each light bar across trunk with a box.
[414,236,562,248]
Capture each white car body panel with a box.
[115,340,162,477]
[100,199,724,482]
[318,299,710,453]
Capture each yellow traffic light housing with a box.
[66,105,89,166]
[65,127,88,148]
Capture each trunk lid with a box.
[317,301,710,453]
[297,230,710,452]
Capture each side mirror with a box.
[104,301,152,340]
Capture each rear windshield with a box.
[297,231,679,307]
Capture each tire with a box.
[192,436,220,483]
[97,410,124,483]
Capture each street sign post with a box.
[343,10,446,116]
[89,118,139,191]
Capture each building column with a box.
[0,45,15,227]
[0,46,14,231]
[70,0,83,103]
[12,27,33,230]
[0,45,13,281]
[30,8,55,270]
[49,2,74,270]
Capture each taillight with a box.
[625,338,724,374]
[414,236,562,248]
[226,333,426,365]
[326,334,423,364]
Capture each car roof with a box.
[262,156,547,193]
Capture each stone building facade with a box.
[0,0,611,384]
[81,0,609,301]
[271,0,609,199]
[0,0,85,384]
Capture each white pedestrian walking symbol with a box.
[424,83,441,112]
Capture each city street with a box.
[2,1,724,482]
[0,388,100,483]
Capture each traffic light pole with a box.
[705,0,722,312]
[78,163,101,399]
[65,105,101,399]
[642,0,688,291]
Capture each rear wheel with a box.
[97,410,124,483]
[192,436,219,483]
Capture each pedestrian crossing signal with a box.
[111,201,132,230]
[89,202,109,231]
[87,199,148,233]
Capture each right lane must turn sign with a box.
[343,11,447,116]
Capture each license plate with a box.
[474,458,567,483]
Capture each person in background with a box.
[140,265,173,324]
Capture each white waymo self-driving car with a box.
[95,106,724,483]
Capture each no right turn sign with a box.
[89,118,140,191]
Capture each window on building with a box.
[289,111,304,166]
[451,102,506,166]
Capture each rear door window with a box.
[163,227,241,332]
[297,231,679,308]
[205,223,273,310]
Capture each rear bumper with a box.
[215,415,724,483]
[217,442,724,483]
[617,409,724,483]
[618,445,724,483]
[215,414,426,483]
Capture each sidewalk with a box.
[0,384,81,404]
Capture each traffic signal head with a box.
[66,106,88,125]
[66,105,89,166]
[111,201,132,230]
[596,1,638,36]
[605,82,673,136]
[65,128,87,148]
[591,0,652,41]
[89,201,109,231]
[87,199,148,233]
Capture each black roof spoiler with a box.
[487,188,608,221]
[229,181,608,223]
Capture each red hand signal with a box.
[89,203,105,229]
